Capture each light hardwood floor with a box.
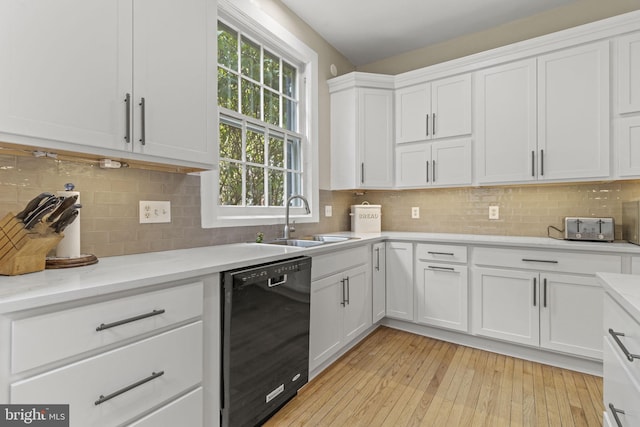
[265,327,603,427]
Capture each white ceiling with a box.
[280,0,580,66]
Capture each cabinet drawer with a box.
[603,337,640,427]
[605,293,640,385]
[127,387,203,427]
[12,282,203,374]
[312,245,369,280]
[416,243,467,264]
[11,322,203,427]
[473,247,621,275]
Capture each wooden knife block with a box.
[0,213,62,275]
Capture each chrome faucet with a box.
[284,195,310,239]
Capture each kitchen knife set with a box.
[15,192,81,233]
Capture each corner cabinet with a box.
[385,241,414,321]
[395,74,472,144]
[329,75,394,190]
[0,0,215,170]
[475,41,610,184]
[372,242,386,323]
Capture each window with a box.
[201,0,318,228]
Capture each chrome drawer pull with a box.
[522,258,558,264]
[427,266,456,272]
[95,371,164,406]
[609,403,625,427]
[96,309,165,332]
[427,251,455,256]
[609,328,640,362]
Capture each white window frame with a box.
[201,0,319,228]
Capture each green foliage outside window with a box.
[217,21,303,208]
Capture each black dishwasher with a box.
[221,256,312,427]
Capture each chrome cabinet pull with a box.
[426,114,429,136]
[531,150,535,177]
[139,97,146,145]
[340,278,346,307]
[426,161,429,183]
[432,113,436,135]
[543,278,547,307]
[522,258,558,264]
[95,371,164,406]
[533,277,537,307]
[124,93,131,143]
[540,149,544,176]
[375,247,380,271]
[96,309,165,332]
[609,328,640,362]
[427,251,455,256]
[432,160,436,182]
[609,403,625,427]
[345,276,350,305]
[427,265,456,272]
[361,163,364,184]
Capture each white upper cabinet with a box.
[395,74,471,144]
[617,31,640,114]
[396,139,471,188]
[475,59,537,184]
[618,116,640,177]
[537,41,610,181]
[475,41,610,184]
[0,0,215,169]
[330,86,394,190]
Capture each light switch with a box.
[139,201,171,223]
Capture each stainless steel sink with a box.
[262,235,358,247]
[264,239,325,248]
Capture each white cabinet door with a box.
[539,274,603,359]
[359,88,394,188]
[343,265,372,342]
[132,0,214,164]
[475,59,537,184]
[431,74,472,140]
[537,41,610,181]
[395,75,471,144]
[331,87,393,189]
[309,274,344,371]
[0,0,131,151]
[618,116,640,177]
[431,139,472,186]
[617,31,640,114]
[395,143,430,187]
[472,268,539,346]
[385,242,414,321]
[372,243,386,323]
[395,83,430,144]
[128,387,203,427]
[416,261,468,332]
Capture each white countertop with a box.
[598,272,640,320]
[2,231,640,314]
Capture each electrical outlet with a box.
[489,205,500,220]
[325,205,333,217]
[139,201,171,223]
[411,207,420,219]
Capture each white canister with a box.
[350,202,381,233]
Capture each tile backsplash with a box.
[2,153,640,257]
[351,181,640,240]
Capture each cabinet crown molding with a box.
[328,72,394,93]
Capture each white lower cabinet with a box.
[603,337,640,427]
[309,246,371,372]
[128,387,203,427]
[372,242,386,323]
[385,242,414,321]
[11,322,203,427]
[473,265,605,359]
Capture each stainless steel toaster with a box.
[564,217,614,242]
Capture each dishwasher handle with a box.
[268,274,288,287]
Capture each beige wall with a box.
[357,0,640,75]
